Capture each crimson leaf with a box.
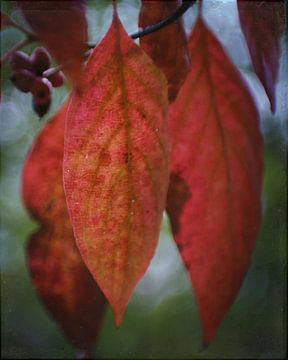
[22,102,106,353]
[167,18,264,345]
[63,11,170,326]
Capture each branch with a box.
[11,22,36,39]
[0,12,38,66]
[1,10,36,38]
[2,1,196,77]
[130,0,196,39]
[0,36,36,65]
[88,0,196,49]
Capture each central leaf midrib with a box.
[199,23,236,252]
[114,19,135,297]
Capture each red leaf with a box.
[139,0,190,102]
[238,0,285,112]
[64,11,169,326]
[22,103,106,352]
[166,18,264,345]
[17,1,88,86]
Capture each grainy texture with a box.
[139,0,190,102]
[64,12,169,325]
[22,103,106,352]
[166,18,264,345]
[238,0,285,112]
[1,10,16,30]
[17,0,88,86]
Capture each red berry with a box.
[32,97,51,118]
[10,51,33,71]
[43,68,65,88]
[10,69,35,93]
[31,47,51,75]
[31,77,52,104]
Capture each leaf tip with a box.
[201,324,218,349]
[109,298,127,328]
[270,98,276,114]
[114,312,124,328]
[200,340,210,351]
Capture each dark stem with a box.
[0,15,37,66]
[12,23,36,39]
[3,1,195,76]
[198,0,203,15]
[130,0,196,39]
[87,0,196,49]
[0,36,36,65]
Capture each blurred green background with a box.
[1,1,287,358]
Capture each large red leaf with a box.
[17,1,88,86]
[166,18,264,345]
[64,11,169,326]
[22,103,106,353]
[238,0,285,112]
[139,0,190,102]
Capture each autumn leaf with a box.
[238,0,285,112]
[17,1,88,86]
[166,18,264,345]
[22,104,69,222]
[139,0,190,102]
[64,11,169,326]
[22,103,106,353]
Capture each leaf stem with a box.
[12,23,36,39]
[87,0,196,49]
[1,11,36,38]
[0,36,36,65]
[198,0,203,15]
[3,1,196,77]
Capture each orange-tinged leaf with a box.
[238,0,285,112]
[166,18,264,345]
[64,12,169,326]
[139,0,190,102]
[22,103,106,352]
[17,1,88,86]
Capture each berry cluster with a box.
[10,47,65,117]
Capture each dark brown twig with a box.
[130,0,196,39]
[0,35,36,65]
[88,0,196,49]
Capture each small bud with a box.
[32,97,51,118]
[10,69,35,93]
[10,51,33,71]
[31,77,52,104]
[43,68,65,88]
[31,47,51,75]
